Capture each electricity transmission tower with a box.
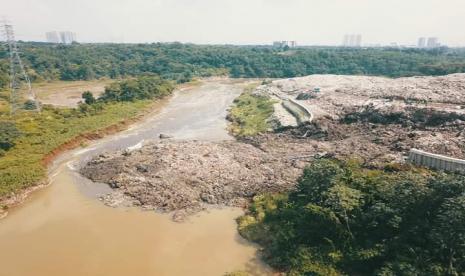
[2,20,40,114]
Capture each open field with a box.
[32,79,114,107]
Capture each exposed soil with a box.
[255,74,465,121]
[81,112,465,221]
[81,140,302,221]
[34,80,113,108]
[252,116,465,166]
[255,73,465,160]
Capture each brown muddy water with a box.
[0,79,270,276]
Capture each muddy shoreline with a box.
[0,78,238,219]
[0,92,175,219]
[0,78,270,276]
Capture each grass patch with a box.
[228,87,274,136]
[0,100,152,197]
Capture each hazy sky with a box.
[3,0,465,46]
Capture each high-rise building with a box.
[272,41,297,48]
[417,37,426,48]
[59,31,77,44]
[342,35,350,47]
[46,31,60,43]
[348,35,355,47]
[46,31,77,44]
[426,37,440,48]
[342,34,362,47]
[354,34,362,47]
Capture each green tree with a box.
[23,100,38,110]
[293,159,344,204]
[238,159,465,275]
[431,195,465,274]
[82,91,96,105]
[324,184,363,238]
[99,75,174,103]
[0,121,21,151]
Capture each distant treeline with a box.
[1,43,465,88]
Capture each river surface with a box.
[0,79,270,276]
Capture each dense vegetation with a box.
[238,159,465,275]
[0,76,174,200]
[228,88,275,136]
[99,75,174,102]
[1,43,465,89]
[0,122,21,154]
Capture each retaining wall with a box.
[282,99,313,125]
[408,149,465,173]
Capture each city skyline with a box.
[2,0,465,46]
[342,34,362,47]
[46,31,77,44]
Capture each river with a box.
[0,79,270,276]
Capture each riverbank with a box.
[0,100,159,218]
[0,78,199,218]
[75,74,465,275]
[79,81,285,221]
[0,78,269,276]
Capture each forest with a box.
[1,43,465,88]
[238,159,465,275]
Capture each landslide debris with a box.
[252,73,465,160]
[254,73,465,120]
[81,74,465,220]
[81,140,302,221]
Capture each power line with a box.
[1,20,40,115]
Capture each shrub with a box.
[228,91,274,136]
[23,100,39,110]
[0,121,21,151]
[82,91,96,105]
[99,75,174,102]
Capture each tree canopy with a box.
[238,159,465,275]
[98,75,174,102]
[0,121,21,151]
[1,43,465,89]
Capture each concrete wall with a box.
[408,149,465,173]
[282,99,313,125]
